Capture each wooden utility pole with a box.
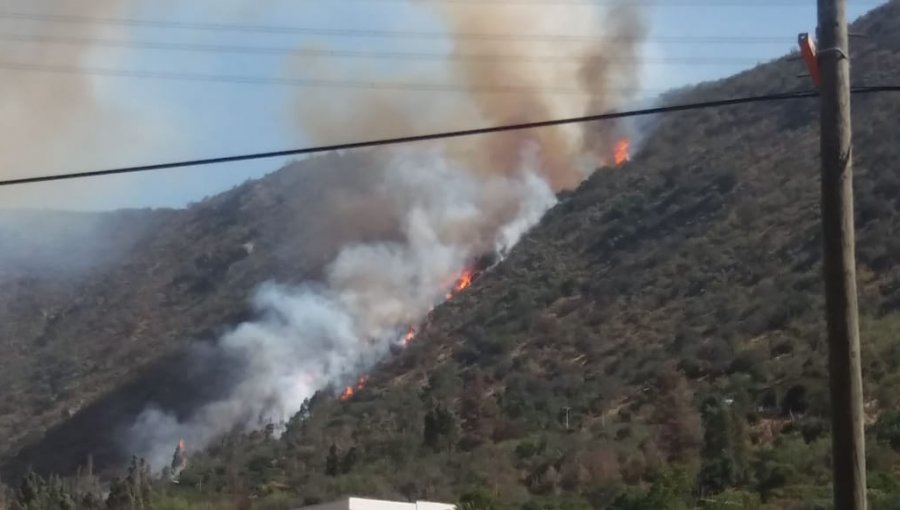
[817,0,867,508]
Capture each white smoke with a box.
[129,147,557,469]
[125,0,645,468]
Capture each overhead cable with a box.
[3,85,899,188]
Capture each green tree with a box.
[697,397,739,495]
[458,489,500,510]
[875,410,900,451]
[609,467,694,510]
[105,477,132,510]
[16,471,44,509]
[15,471,81,510]
[520,495,591,510]
[651,369,702,462]
[106,457,152,510]
[423,404,458,453]
[340,446,358,474]
[700,489,760,510]
[325,444,340,477]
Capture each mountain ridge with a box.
[2,3,900,508]
[157,3,900,507]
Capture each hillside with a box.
[3,1,900,509]
[0,151,414,474]
[153,2,900,509]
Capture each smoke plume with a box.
[119,1,647,468]
[129,149,557,468]
[433,2,644,190]
[0,0,183,210]
[0,0,117,180]
[296,1,646,189]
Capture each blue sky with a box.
[0,0,879,211]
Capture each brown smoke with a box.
[579,4,646,166]
[289,48,471,148]
[434,1,646,189]
[294,1,646,192]
[432,3,579,190]
[0,0,177,209]
[0,1,119,178]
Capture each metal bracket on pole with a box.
[818,47,850,61]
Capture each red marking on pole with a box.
[799,33,821,87]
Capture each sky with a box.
[0,0,880,211]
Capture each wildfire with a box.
[454,269,474,292]
[339,267,477,403]
[170,438,188,481]
[614,138,631,166]
[339,375,369,401]
[402,326,417,345]
[446,268,475,299]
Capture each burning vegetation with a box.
[402,327,417,346]
[452,268,474,293]
[113,0,646,468]
[339,375,370,401]
[169,439,188,482]
[338,264,482,402]
[614,138,631,166]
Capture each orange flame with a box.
[178,439,185,451]
[402,326,417,345]
[339,375,369,401]
[446,268,475,299]
[454,269,474,292]
[614,138,630,166]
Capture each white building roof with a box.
[299,497,455,510]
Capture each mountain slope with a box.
[156,2,900,508]
[0,151,415,474]
[4,2,900,508]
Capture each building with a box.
[299,497,455,510]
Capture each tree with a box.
[341,446,358,474]
[752,448,795,502]
[12,467,107,510]
[107,457,152,510]
[608,467,694,510]
[521,495,592,510]
[325,444,340,477]
[16,472,43,509]
[459,371,498,450]
[697,397,739,495]
[424,409,439,451]
[651,368,702,462]
[423,404,458,453]
[780,384,809,416]
[458,489,500,510]
[105,477,133,510]
[875,411,900,451]
[700,489,760,510]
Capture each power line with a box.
[343,0,883,4]
[2,85,898,188]
[0,32,774,66]
[0,60,666,95]
[0,11,801,44]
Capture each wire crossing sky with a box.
[0,0,882,210]
[3,86,899,189]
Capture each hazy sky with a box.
[0,0,879,211]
